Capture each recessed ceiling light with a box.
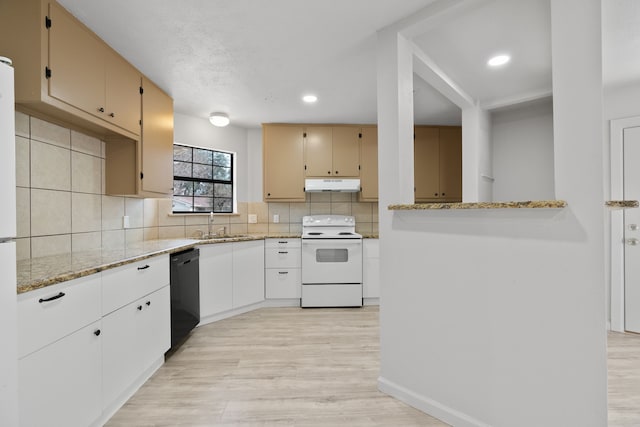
[487,54,511,67]
[302,94,318,103]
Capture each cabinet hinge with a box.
[303,132,307,138]
[45,16,51,29]
[45,67,51,79]
[140,172,144,180]
[139,86,143,95]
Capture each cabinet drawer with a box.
[18,275,101,359]
[102,254,169,315]
[265,248,301,268]
[265,269,301,299]
[265,238,301,249]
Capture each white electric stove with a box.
[301,215,363,307]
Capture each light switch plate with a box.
[273,214,279,223]
[123,215,130,229]
[248,214,257,224]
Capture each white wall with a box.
[173,113,250,202]
[247,128,263,202]
[376,1,607,426]
[491,98,555,201]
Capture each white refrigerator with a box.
[0,56,19,427]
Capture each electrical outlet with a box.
[273,214,279,223]
[248,214,257,224]
[123,215,130,229]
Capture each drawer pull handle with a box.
[278,241,288,244]
[39,292,65,303]
[137,305,143,311]
[146,301,151,306]
[137,265,150,270]
[278,271,289,275]
[94,329,101,336]
[278,251,288,254]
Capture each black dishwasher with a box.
[169,248,200,349]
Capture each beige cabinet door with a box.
[263,125,305,201]
[105,50,141,135]
[332,126,360,177]
[48,1,105,117]
[304,126,333,177]
[439,127,462,201]
[360,126,378,201]
[141,76,173,195]
[414,126,440,202]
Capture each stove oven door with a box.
[301,238,363,284]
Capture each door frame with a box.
[610,115,640,332]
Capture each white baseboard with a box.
[363,297,379,306]
[377,376,492,427]
[198,301,267,326]
[262,298,301,308]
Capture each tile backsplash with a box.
[14,112,378,260]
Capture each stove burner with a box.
[308,232,323,235]
[338,232,354,235]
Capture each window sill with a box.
[169,212,240,216]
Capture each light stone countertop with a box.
[605,200,639,209]
[388,200,567,210]
[16,233,379,294]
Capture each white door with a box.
[623,126,640,332]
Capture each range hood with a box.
[305,178,361,192]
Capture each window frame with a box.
[172,143,236,214]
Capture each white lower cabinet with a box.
[199,244,233,318]
[198,240,265,320]
[102,285,170,410]
[232,240,265,308]
[363,239,380,300]
[18,320,102,427]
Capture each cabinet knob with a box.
[267,192,271,197]
[434,193,438,196]
[146,301,151,306]
[327,171,331,174]
[335,171,339,174]
[98,107,105,113]
[137,305,143,311]
[109,112,115,118]
[442,193,445,196]
[94,329,101,336]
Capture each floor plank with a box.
[106,307,640,426]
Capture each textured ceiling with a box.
[56,0,640,128]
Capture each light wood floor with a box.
[106,307,640,426]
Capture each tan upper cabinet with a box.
[0,0,142,139]
[139,77,173,195]
[359,126,378,201]
[48,1,105,118]
[414,125,462,203]
[105,50,142,134]
[263,124,305,202]
[304,126,360,177]
[104,77,173,197]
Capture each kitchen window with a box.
[172,144,234,213]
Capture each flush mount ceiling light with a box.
[487,54,511,67]
[302,94,318,103]
[209,112,230,127]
